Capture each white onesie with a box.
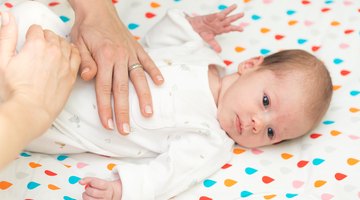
[11,2,234,200]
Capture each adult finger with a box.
[76,39,97,81]
[137,48,164,85]
[25,24,45,41]
[128,61,153,118]
[93,44,120,131]
[0,12,17,65]
[44,29,60,46]
[69,44,81,79]
[113,59,130,135]
[58,35,72,60]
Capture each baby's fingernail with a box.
[123,123,130,134]
[85,184,89,189]
[157,75,164,81]
[108,119,114,130]
[145,105,152,114]
[81,68,90,77]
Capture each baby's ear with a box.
[238,56,264,75]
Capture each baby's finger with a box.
[225,25,244,33]
[219,4,238,19]
[223,13,245,25]
[85,186,107,198]
[208,39,222,53]
[82,192,100,200]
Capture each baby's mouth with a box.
[235,115,242,135]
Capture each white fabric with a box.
[12,2,234,200]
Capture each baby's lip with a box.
[235,115,242,135]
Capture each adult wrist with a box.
[68,0,117,22]
[9,95,53,137]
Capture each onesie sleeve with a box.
[116,131,234,200]
[143,9,203,49]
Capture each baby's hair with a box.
[260,49,333,133]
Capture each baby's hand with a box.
[80,177,122,200]
[186,4,244,53]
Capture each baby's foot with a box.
[80,177,122,200]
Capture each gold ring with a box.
[128,63,143,72]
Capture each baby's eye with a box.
[263,94,270,108]
[267,127,274,139]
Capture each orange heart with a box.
[29,162,42,168]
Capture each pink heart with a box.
[292,180,304,188]
[343,1,353,5]
[263,0,273,4]
[349,135,360,140]
[251,148,263,155]
[321,193,334,200]
[339,43,349,49]
[304,20,314,26]
[77,162,88,169]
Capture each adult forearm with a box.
[0,98,51,170]
[68,0,118,21]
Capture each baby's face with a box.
[217,69,313,148]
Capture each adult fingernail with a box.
[145,105,152,114]
[108,119,114,130]
[123,123,130,134]
[81,68,90,78]
[1,12,10,26]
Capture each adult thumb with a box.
[0,12,17,66]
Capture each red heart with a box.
[223,60,233,66]
[200,196,212,200]
[311,46,320,52]
[48,2,60,6]
[340,70,351,76]
[344,29,354,34]
[145,12,156,18]
[221,163,232,169]
[275,35,284,40]
[4,2,13,8]
[335,173,347,181]
[262,176,274,184]
[310,133,322,139]
[44,170,57,176]
[321,8,330,12]
[297,160,309,168]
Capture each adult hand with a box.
[0,11,80,170]
[0,12,81,135]
[187,4,244,53]
[68,0,164,135]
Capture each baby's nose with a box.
[251,116,265,134]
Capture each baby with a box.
[11,2,332,200]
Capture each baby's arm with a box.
[186,4,244,53]
[85,133,233,200]
[80,177,122,200]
